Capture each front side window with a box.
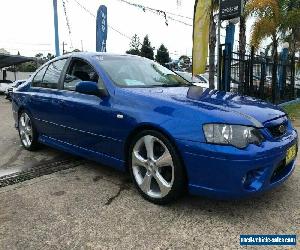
[42,59,67,89]
[64,59,99,91]
[95,56,190,88]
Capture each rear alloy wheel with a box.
[129,130,186,204]
[18,111,38,151]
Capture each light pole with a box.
[53,0,60,56]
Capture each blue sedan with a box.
[12,52,298,204]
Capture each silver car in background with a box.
[175,71,209,88]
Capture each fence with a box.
[218,44,299,104]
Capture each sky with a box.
[0,0,254,59]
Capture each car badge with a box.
[278,125,286,133]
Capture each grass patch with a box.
[282,102,300,121]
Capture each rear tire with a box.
[129,130,186,205]
[18,110,39,151]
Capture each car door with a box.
[58,57,119,157]
[28,58,69,139]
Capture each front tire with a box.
[129,130,186,204]
[18,111,39,151]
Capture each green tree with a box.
[280,0,300,55]
[280,0,300,96]
[140,35,154,60]
[179,55,191,71]
[35,53,43,58]
[126,34,141,55]
[246,0,282,102]
[17,61,38,72]
[155,44,170,65]
[46,53,55,60]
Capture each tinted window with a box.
[42,59,67,89]
[95,56,190,88]
[32,66,47,87]
[64,59,99,91]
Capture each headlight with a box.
[203,124,264,149]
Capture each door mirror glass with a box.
[75,81,107,97]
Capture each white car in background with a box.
[0,80,13,94]
[175,71,209,88]
[5,79,27,100]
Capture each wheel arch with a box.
[17,105,26,116]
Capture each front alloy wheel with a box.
[129,130,186,204]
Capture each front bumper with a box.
[176,128,298,199]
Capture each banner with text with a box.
[96,5,107,52]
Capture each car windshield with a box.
[95,56,191,88]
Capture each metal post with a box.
[14,65,17,81]
[291,55,296,99]
[216,0,221,89]
[53,0,60,57]
[259,53,266,99]
[244,60,249,95]
[249,46,254,96]
[218,46,222,90]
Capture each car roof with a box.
[49,52,141,62]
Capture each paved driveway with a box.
[0,96,299,249]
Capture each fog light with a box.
[242,168,264,191]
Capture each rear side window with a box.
[32,59,67,89]
[32,66,47,87]
[43,59,67,89]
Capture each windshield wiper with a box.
[159,83,193,87]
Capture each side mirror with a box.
[75,81,108,97]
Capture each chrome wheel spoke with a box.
[132,150,147,168]
[20,116,26,128]
[144,135,154,160]
[140,172,152,193]
[153,171,172,197]
[155,150,172,168]
[20,130,26,139]
[24,114,30,127]
[24,133,30,146]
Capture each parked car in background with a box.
[0,80,13,94]
[175,71,209,88]
[12,53,298,204]
[5,79,27,100]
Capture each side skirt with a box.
[38,135,126,172]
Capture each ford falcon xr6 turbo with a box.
[12,52,298,204]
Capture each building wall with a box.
[0,70,33,81]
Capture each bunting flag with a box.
[192,0,212,75]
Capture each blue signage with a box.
[96,5,107,52]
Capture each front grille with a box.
[267,122,287,138]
